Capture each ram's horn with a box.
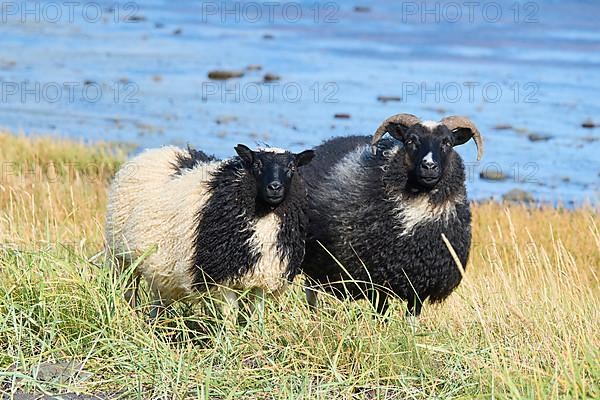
[371,113,421,154]
[441,116,484,161]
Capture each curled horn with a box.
[371,113,421,155]
[441,116,484,161]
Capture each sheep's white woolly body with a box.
[229,213,289,293]
[106,146,222,302]
[106,146,292,305]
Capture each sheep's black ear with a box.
[234,144,254,165]
[451,128,474,146]
[386,124,412,142]
[295,150,315,167]
[371,114,421,154]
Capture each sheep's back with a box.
[301,135,370,191]
[106,146,184,252]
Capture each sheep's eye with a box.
[287,163,296,177]
[442,139,452,148]
[406,138,418,147]
[253,161,263,173]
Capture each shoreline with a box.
[2,130,597,209]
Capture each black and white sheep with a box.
[105,144,315,321]
[301,114,483,318]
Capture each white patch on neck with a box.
[393,194,460,236]
[423,152,433,163]
[420,120,440,131]
[258,147,287,154]
[231,213,289,293]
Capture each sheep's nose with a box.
[421,158,438,171]
[268,181,282,191]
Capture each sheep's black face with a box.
[401,124,454,189]
[235,145,315,207]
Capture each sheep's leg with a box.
[405,296,423,331]
[369,290,389,316]
[148,297,170,321]
[405,295,423,317]
[124,274,140,309]
[304,281,319,311]
[251,287,266,327]
[111,254,138,309]
[220,288,239,326]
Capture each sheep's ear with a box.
[441,116,484,160]
[386,124,413,142]
[295,150,315,167]
[371,114,421,154]
[451,128,474,146]
[234,144,254,165]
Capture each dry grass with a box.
[0,132,598,399]
[0,132,129,245]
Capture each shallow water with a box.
[0,0,598,204]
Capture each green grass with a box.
[0,132,598,399]
[0,248,504,399]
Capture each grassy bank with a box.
[0,132,598,399]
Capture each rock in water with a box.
[582,119,597,128]
[480,170,507,181]
[208,70,244,80]
[503,189,535,204]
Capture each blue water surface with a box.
[0,0,598,204]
